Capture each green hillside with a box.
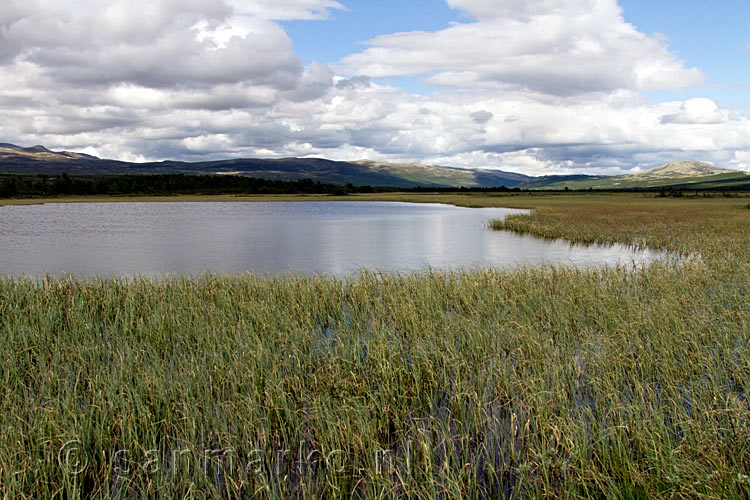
[526,162,750,190]
[0,144,529,188]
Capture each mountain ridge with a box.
[0,144,529,188]
[629,161,735,179]
[1,143,748,190]
[534,161,748,190]
[0,143,100,161]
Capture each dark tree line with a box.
[0,173,530,198]
[0,173,373,198]
[2,173,746,199]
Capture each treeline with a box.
[0,173,388,197]
[2,173,748,199]
[0,173,531,198]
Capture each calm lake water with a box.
[0,201,664,278]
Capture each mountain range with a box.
[2,144,749,190]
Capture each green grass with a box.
[0,193,748,499]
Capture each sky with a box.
[1,0,749,175]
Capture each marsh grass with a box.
[0,193,748,499]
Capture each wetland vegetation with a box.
[1,193,748,499]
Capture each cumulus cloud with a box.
[447,0,591,20]
[284,62,334,102]
[341,0,704,95]
[0,0,748,175]
[15,2,302,90]
[660,98,726,125]
[231,0,345,20]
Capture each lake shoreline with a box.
[4,190,719,208]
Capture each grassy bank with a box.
[0,194,748,499]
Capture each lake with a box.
[0,201,664,278]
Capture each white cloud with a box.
[660,98,726,125]
[341,0,703,95]
[231,0,346,20]
[729,150,750,171]
[18,7,302,89]
[447,0,594,20]
[284,62,335,102]
[0,0,748,175]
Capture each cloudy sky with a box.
[1,0,749,175]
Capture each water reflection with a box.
[0,201,665,278]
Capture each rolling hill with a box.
[0,144,529,188]
[627,161,735,179]
[2,144,749,190]
[527,161,750,190]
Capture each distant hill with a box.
[352,160,530,188]
[628,161,735,179]
[2,144,749,190]
[0,143,100,161]
[521,161,750,190]
[0,144,529,188]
